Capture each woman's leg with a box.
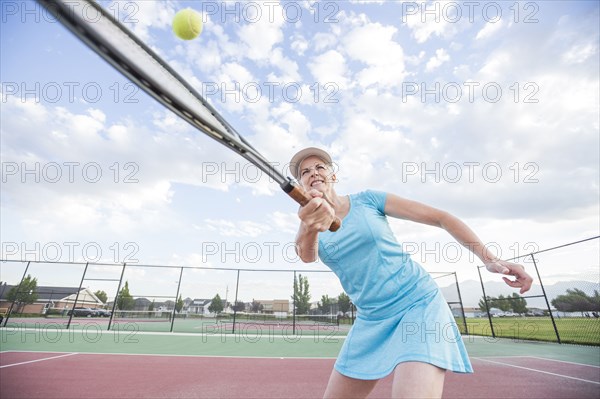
[391,362,446,398]
[323,369,378,399]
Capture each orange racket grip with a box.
[281,181,341,232]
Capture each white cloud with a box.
[0,97,235,238]
[267,211,299,235]
[265,48,301,82]
[342,22,407,87]
[308,50,349,89]
[290,34,309,56]
[425,48,450,72]
[123,0,176,43]
[452,64,472,80]
[236,4,285,61]
[475,20,504,40]
[562,42,599,65]
[349,0,385,3]
[271,103,311,138]
[245,103,308,183]
[105,124,131,148]
[213,62,256,113]
[312,32,338,52]
[477,51,512,82]
[216,62,255,85]
[403,5,457,43]
[342,22,398,66]
[4,96,48,122]
[184,40,224,74]
[202,219,272,238]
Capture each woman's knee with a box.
[392,362,446,399]
[323,369,379,399]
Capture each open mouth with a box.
[311,179,325,187]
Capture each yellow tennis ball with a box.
[172,8,202,41]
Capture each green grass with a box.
[463,317,600,345]
[5,315,598,345]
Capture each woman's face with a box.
[298,155,335,192]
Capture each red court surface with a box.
[1,351,599,398]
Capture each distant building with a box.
[0,284,103,314]
[254,299,289,315]
[133,298,152,310]
[188,298,212,315]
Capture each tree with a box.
[492,295,512,312]
[479,294,528,315]
[478,296,492,313]
[208,294,224,315]
[317,295,333,314]
[250,299,263,313]
[232,300,245,312]
[94,290,107,304]
[292,274,311,315]
[175,295,184,313]
[7,275,38,313]
[552,289,599,315]
[116,281,134,310]
[338,292,351,315]
[148,300,155,311]
[592,290,600,311]
[507,293,528,314]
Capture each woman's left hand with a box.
[485,260,534,294]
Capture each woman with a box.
[290,147,533,399]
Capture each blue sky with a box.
[1,1,599,304]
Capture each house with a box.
[254,299,290,315]
[187,298,212,315]
[183,297,193,312]
[0,283,104,314]
[133,298,152,310]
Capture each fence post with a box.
[530,254,561,344]
[454,272,469,335]
[477,266,495,338]
[2,261,31,327]
[170,267,184,333]
[108,263,127,331]
[232,269,240,335]
[66,262,90,330]
[292,271,297,336]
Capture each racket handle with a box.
[281,181,341,232]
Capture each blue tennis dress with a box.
[318,190,473,380]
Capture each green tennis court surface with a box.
[0,325,344,358]
[1,327,598,364]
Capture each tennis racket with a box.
[38,0,340,232]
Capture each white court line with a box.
[0,350,336,360]
[527,356,600,368]
[0,326,348,339]
[474,357,600,385]
[0,352,78,368]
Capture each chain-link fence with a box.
[474,236,599,345]
[0,260,464,339]
[3,238,597,345]
[431,272,468,334]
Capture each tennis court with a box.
[1,326,599,398]
[2,311,351,336]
